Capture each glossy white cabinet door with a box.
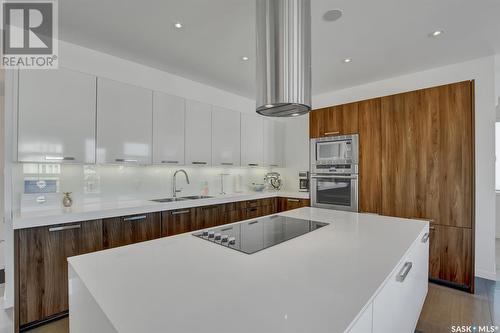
[241,113,264,167]
[372,229,428,333]
[212,106,241,167]
[97,78,153,164]
[153,92,185,166]
[18,68,96,163]
[185,100,212,166]
[263,119,285,167]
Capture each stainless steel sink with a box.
[180,195,213,200]
[150,197,188,203]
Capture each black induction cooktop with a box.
[193,215,328,254]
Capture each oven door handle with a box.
[311,175,358,180]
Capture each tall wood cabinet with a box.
[309,81,475,292]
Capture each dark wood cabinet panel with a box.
[161,208,196,236]
[309,107,328,138]
[278,197,310,212]
[196,205,224,229]
[17,220,103,327]
[429,224,473,289]
[358,98,382,214]
[103,213,161,249]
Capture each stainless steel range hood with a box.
[256,0,311,117]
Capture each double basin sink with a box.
[150,195,213,203]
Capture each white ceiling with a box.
[59,0,500,98]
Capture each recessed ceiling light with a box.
[241,56,249,61]
[265,104,274,108]
[343,58,352,63]
[323,9,343,22]
[429,30,443,37]
[173,22,183,29]
[292,113,300,116]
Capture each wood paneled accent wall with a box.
[309,81,475,292]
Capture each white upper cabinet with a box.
[18,68,96,163]
[263,119,285,167]
[241,113,264,167]
[152,92,185,165]
[212,107,241,167]
[185,100,212,166]
[97,78,152,164]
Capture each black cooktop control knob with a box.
[228,237,236,245]
[208,231,215,239]
[214,233,221,241]
[202,230,209,237]
[221,235,229,243]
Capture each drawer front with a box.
[103,213,161,248]
[372,228,429,333]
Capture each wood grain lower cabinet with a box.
[17,220,103,327]
[196,205,224,229]
[429,224,473,289]
[278,197,310,212]
[103,213,161,249]
[161,208,196,236]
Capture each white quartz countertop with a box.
[13,191,309,229]
[68,207,428,333]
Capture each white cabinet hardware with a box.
[97,78,153,164]
[212,106,241,167]
[18,68,96,163]
[396,262,413,282]
[153,92,185,165]
[185,100,212,166]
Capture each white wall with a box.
[311,56,497,280]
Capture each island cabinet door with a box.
[161,208,196,236]
[17,220,103,327]
[103,213,161,249]
[372,229,429,333]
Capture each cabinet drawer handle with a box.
[324,131,340,135]
[421,232,430,243]
[248,163,259,167]
[115,158,138,163]
[161,160,178,164]
[49,224,81,232]
[202,205,219,210]
[172,210,190,215]
[287,198,300,202]
[123,215,147,221]
[270,164,279,167]
[429,226,435,230]
[192,161,207,165]
[45,156,75,161]
[248,208,258,212]
[248,220,259,225]
[221,162,233,166]
[396,262,413,282]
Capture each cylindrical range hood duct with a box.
[256,0,311,117]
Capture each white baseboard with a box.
[476,269,497,281]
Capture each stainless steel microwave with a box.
[310,134,359,170]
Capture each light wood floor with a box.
[22,279,498,333]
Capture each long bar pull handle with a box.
[421,232,430,243]
[248,163,259,167]
[396,262,413,282]
[221,162,234,166]
[49,224,81,232]
[287,198,300,202]
[171,210,190,215]
[45,156,76,161]
[161,160,178,164]
[324,131,340,135]
[115,158,138,163]
[123,215,147,221]
[192,161,207,165]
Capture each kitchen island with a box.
[68,207,429,333]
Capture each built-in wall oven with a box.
[310,134,359,212]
